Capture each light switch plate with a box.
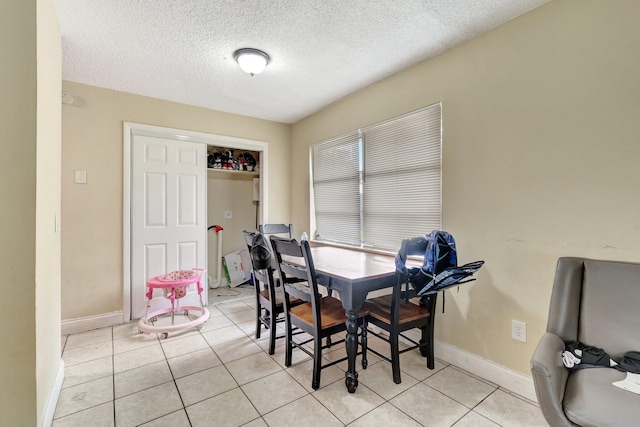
[224,210,232,219]
[74,170,87,184]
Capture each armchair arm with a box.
[530,332,575,426]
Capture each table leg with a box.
[344,309,359,393]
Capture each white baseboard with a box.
[434,338,537,402]
[61,311,124,335]
[41,360,64,427]
[398,329,536,402]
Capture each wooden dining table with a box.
[300,243,401,393]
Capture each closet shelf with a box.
[207,168,259,177]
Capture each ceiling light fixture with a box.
[233,48,270,76]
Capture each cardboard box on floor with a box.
[222,248,252,287]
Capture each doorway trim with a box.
[123,122,269,322]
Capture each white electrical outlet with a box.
[224,210,232,219]
[512,319,526,342]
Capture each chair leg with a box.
[312,335,322,390]
[419,325,428,357]
[284,317,293,367]
[361,319,368,369]
[327,288,333,348]
[255,306,262,339]
[268,309,277,355]
[390,330,401,384]
[325,290,333,348]
[421,322,435,370]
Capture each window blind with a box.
[311,103,442,251]
[363,104,441,250]
[311,131,361,245]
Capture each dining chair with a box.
[259,222,338,344]
[270,236,369,390]
[365,236,438,384]
[242,230,296,355]
[260,223,337,316]
[259,223,294,239]
[257,224,295,280]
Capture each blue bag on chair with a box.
[417,260,485,296]
[424,231,457,274]
[395,231,484,297]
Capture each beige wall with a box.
[0,1,38,423]
[61,81,291,319]
[291,0,640,375]
[1,0,61,424]
[207,171,258,282]
[36,0,62,423]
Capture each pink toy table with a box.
[138,268,210,338]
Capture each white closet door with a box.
[131,135,207,319]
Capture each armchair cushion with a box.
[564,368,633,427]
[532,257,640,426]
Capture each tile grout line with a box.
[59,298,539,426]
[158,335,194,427]
[111,326,116,426]
[234,299,423,425]
[225,302,346,425]
[204,308,277,426]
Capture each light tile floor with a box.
[55,294,548,426]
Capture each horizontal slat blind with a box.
[363,104,442,250]
[312,132,361,245]
[311,103,441,251]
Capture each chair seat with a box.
[366,294,430,324]
[290,296,368,329]
[564,368,639,426]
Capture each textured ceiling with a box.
[53,0,549,124]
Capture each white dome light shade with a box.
[233,48,270,76]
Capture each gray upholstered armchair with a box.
[530,257,640,426]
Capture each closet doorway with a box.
[123,122,268,321]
